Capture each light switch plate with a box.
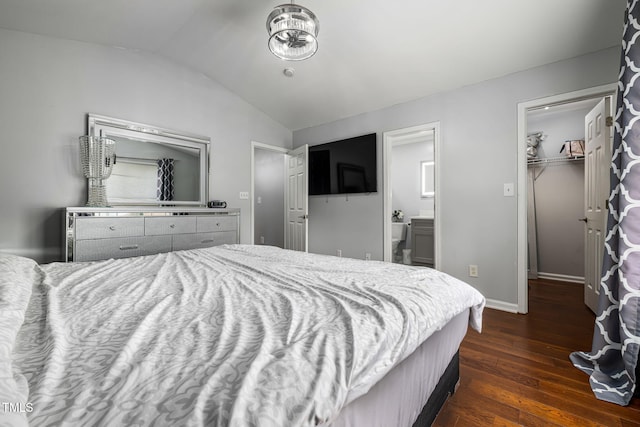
[469,264,478,277]
[239,191,249,199]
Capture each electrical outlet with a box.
[239,191,249,199]
[260,236,265,244]
[365,252,371,261]
[336,249,342,257]
[469,264,478,277]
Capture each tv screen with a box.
[309,133,377,195]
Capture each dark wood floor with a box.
[433,278,640,426]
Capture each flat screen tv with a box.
[309,133,377,195]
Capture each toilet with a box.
[391,222,407,263]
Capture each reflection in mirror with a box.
[88,114,210,206]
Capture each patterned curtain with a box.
[569,0,640,406]
[157,158,175,201]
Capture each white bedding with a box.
[2,244,484,427]
[329,309,470,427]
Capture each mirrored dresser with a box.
[65,207,240,262]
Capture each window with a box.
[108,159,158,203]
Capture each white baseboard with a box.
[485,298,519,313]
[537,272,584,284]
[483,274,584,315]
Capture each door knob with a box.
[579,217,588,223]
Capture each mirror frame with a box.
[87,114,210,206]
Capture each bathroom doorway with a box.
[382,122,441,268]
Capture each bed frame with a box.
[412,351,460,427]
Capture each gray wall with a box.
[528,107,594,278]
[254,149,285,247]
[293,47,619,307]
[0,28,291,262]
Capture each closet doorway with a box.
[516,84,616,313]
[526,99,600,283]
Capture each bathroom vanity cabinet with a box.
[411,217,434,267]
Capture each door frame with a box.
[516,83,616,314]
[382,121,441,267]
[250,141,289,245]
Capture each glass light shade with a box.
[79,136,116,207]
[267,4,319,61]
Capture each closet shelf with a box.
[527,155,584,166]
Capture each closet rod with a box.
[527,155,584,166]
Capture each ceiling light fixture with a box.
[267,3,319,61]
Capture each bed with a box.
[1,244,484,426]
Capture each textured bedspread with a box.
[2,245,484,427]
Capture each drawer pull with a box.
[201,239,215,244]
[119,244,139,251]
[216,223,220,227]
[170,224,176,229]
[109,226,116,231]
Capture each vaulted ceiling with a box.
[0,0,625,130]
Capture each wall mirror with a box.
[420,160,435,198]
[88,114,210,206]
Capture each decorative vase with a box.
[79,136,116,207]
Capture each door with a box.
[584,97,612,313]
[285,145,308,251]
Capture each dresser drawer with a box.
[172,231,237,251]
[75,236,172,262]
[145,216,196,235]
[196,216,237,233]
[75,217,144,240]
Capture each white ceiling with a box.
[0,0,625,131]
